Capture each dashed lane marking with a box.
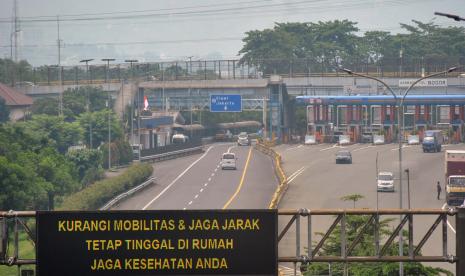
[142,146,214,210]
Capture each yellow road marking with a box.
[223,147,253,209]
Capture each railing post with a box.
[0,217,6,261]
[457,207,465,276]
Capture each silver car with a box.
[377,172,394,192]
[237,132,250,146]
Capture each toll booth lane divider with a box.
[254,141,288,209]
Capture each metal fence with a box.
[6,57,465,86]
[1,208,464,275]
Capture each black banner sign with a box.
[37,210,277,275]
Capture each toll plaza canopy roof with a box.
[296,95,465,106]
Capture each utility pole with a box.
[57,16,63,116]
[125,59,138,147]
[80,59,94,148]
[13,0,19,63]
[102,59,115,169]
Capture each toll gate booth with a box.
[296,95,465,144]
[347,105,364,143]
[306,103,332,143]
[450,105,465,143]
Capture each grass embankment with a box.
[58,163,153,210]
[0,232,35,276]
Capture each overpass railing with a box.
[1,208,463,274]
[6,57,464,86]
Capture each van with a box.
[172,134,189,144]
[221,153,237,170]
[422,130,443,152]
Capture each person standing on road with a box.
[437,181,442,200]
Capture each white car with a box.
[221,153,237,170]
[304,135,316,145]
[408,135,420,145]
[373,135,385,145]
[377,171,394,192]
[237,132,250,146]
[338,135,350,145]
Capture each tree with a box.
[20,114,84,153]
[238,20,465,75]
[77,109,123,149]
[0,124,78,210]
[239,20,360,73]
[0,97,9,123]
[340,194,364,208]
[31,86,110,121]
[66,148,104,187]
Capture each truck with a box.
[422,130,443,152]
[445,150,465,206]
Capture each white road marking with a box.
[200,188,203,192]
[443,144,451,147]
[214,168,218,172]
[442,203,457,234]
[211,173,215,177]
[141,146,214,210]
[285,144,303,151]
[391,145,410,151]
[188,201,193,205]
[288,166,305,180]
[320,144,338,151]
[204,183,208,187]
[208,177,211,181]
[227,145,236,153]
[194,194,199,199]
[183,207,186,210]
[288,167,307,184]
[353,145,376,152]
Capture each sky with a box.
[0,0,464,66]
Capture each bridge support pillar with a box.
[457,207,465,276]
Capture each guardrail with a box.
[2,208,464,274]
[99,177,156,210]
[139,146,204,162]
[255,141,288,209]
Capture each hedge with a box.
[57,163,153,210]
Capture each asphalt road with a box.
[113,142,278,210]
[275,142,465,274]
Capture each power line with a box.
[0,0,417,24]
[0,0,271,20]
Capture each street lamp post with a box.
[102,59,115,169]
[125,59,138,147]
[339,66,458,276]
[405,169,411,209]
[80,59,94,148]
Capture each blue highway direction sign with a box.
[210,95,242,112]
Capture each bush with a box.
[57,163,153,210]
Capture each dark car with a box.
[336,150,352,164]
